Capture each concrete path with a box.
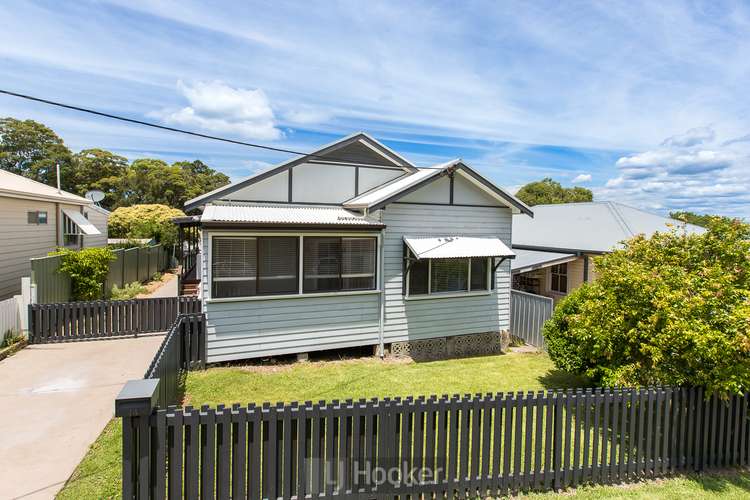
[0,335,164,499]
[139,273,178,299]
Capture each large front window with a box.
[211,235,377,299]
[406,249,491,297]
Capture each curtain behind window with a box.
[430,259,469,293]
[342,238,376,290]
[304,237,341,292]
[212,237,258,297]
[258,237,298,294]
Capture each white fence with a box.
[510,289,554,349]
[0,295,22,342]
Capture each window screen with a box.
[470,257,488,291]
[430,259,469,293]
[304,236,377,293]
[212,236,299,298]
[341,238,376,290]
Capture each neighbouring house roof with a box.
[404,236,515,260]
[343,159,533,215]
[88,204,111,216]
[512,201,706,253]
[62,208,101,235]
[511,249,577,274]
[0,169,91,205]
[200,202,384,228]
[184,132,417,210]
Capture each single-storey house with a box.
[510,201,705,303]
[0,169,108,299]
[181,133,533,362]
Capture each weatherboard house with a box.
[179,133,532,363]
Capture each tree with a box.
[117,159,187,208]
[0,117,73,188]
[543,218,750,396]
[108,204,185,248]
[669,210,742,228]
[515,178,593,206]
[173,160,230,203]
[71,149,128,209]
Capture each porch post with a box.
[583,255,589,283]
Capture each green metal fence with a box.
[31,244,170,304]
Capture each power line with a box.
[0,89,406,168]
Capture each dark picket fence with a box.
[28,296,201,343]
[116,385,749,499]
[145,313,207,407]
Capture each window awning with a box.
[61,208,101,235]
[404,236,515,260]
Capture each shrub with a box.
[111,281,148,300]
[108,204,184,248]
[543,218,750,397]
[1,330,22,348]
[55,247,116,300]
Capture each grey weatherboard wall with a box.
[201,232,381,363]
[381,203,512,342]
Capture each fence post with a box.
[116,379,159,500]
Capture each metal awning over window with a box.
[61,208,101,235]
[403,236,514,260]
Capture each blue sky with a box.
[1,1,749,216]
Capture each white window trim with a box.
[207,230,381,301]
[404,248,494,300]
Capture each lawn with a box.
[57,351,750,498]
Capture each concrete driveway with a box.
[0,335,164,499]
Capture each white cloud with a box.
[572,173,592,183]
[155,81,282,140]
[599,126,750,218]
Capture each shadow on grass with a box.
[687,468,750,495]
[537,369,592,390]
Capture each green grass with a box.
[185,351,588,406]
[57,351,750,498]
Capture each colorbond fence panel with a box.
[28,296,200,343]
[119,385,750,499]
[510,289,554,349]
[32,244,170,303]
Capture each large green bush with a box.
[543,218,750,396]
[55,247,116,300]
[108,204,184,248]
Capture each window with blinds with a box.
[406,247,491,296]
[212,236,298,298]
[304,237,377,293]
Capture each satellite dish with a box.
[85,190,105,203]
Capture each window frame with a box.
[549,263,568,294]
[27,211,48,225]
[404,247,494,300]
[62,212,82,248]
[207,231,381,302]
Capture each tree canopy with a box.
[515,178,593,206]
[543,218,750,396]
[108,204,186,248]
[0,117,229,210]
[669,210,741,228]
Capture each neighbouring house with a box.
[178,133,533,363]
[510,201,705,303]
[0,169,108,299]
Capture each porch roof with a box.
[404,236,514,260]
[511,249,577,274]
[200,202,384,228]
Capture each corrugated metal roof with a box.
[201,203,383,226]
[62,208,101,235]
[404,236,514,259]
[513,201,706,253]
[0,169,91,205]
[511,249,577,273]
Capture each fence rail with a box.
[510,289,554,349]
[117,385,749,499]
[28,296,200,344]
[145,313,206,407]
[31,244,170,304]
